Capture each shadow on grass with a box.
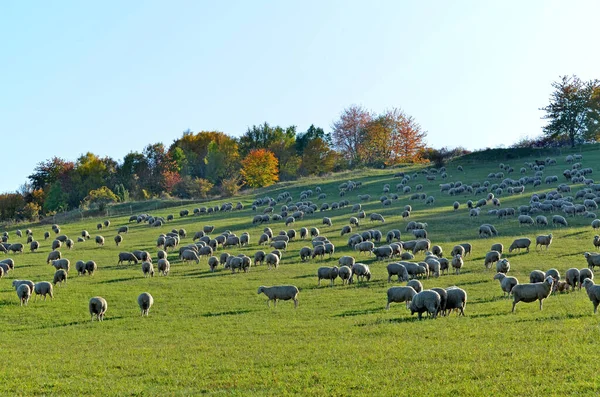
[99,277,138,284]
[562,231,587,238]
[202,309,252,317]
[511,312,589,322]
[293,274,316,279]
[335,307,383,317]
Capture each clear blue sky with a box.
[1,0,598,193]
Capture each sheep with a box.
[157,259,170,276]
[511,276,554,312]
[535,233,553,250]
[350,263,371,283]
[409,290,441,320]
[412,229,427,239]
[44,231,50,240]
[372,245,393,261]
[565,268,580,291]
[552,215,568,227]
[118,226,129,234]
[545,268,561,285]
[138,292,154,316]
[369,213,385,223]
[33,281,54,301]
[89,297,108,321]
[518,215,534,226]
[453,201,459,211]
[407,279,423,293]
[181,249,200,264]
[240,233,250,247]
[412,239,431,255]
[0,258,14,271]
[13,280,35,296]
[76,260,86,275]
[142,261,155,277]
[114,235,123,246]
[265,253,280,270]
[317,266,339,286]
[490,243,503,254]
[496,258,510,274]
[451,245,465,257]
[536,215,548,227]
[386,286,417,310]
[484,251,501,270]
[355,241,375,255]
[322,217,332,227]
[445,287,467,316]
[51,240,62,251]
[431,245,443,257]
[581,279,600,313]
[584,252,600,269]
[338,266,352,285]
[580,268,594,289]
[270,240,288,251]
[530,270,545,283]
[509,238,531,253]
[386,263,409,282]
[257,285,299,308]
[493,273,518,297]
[53,269,68,286]
[341,225,352,236]
[52,259,70,272]
[95,236,105,246]
[594,236,600,250]
[118,252,139,265]
[402,261,428,279]
[451,254,464,275]
[16,284,31,306]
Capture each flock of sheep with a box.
[4,152,600,321]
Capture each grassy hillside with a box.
[1,146,600,395]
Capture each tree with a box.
[300,138,337,176]
[540,75,600,148]
[43,183,68,213]
[171,176,213,199]
[295,124,330,155]
[382,108,427,163]
[331,105,373,165]
[204,139,240,185]
[240,149,279,188]
[22,202,41,221]
[84,186,119,212]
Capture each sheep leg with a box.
[294,299,298,308]
[511,301,517,312]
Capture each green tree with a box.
[43,183,68,213]
[300,137,337,176]
[85,186,119,211]
[541,75,600,148]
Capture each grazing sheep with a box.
[511,276,554,312]
[33,281,54,301]
[536,216,548,226]
[208,256,219,272]
[565,268,580,291]
[44,231,50,240]
[51,240,62,251]
[431,245,443,257]
[386,286,417,310]
[95,236,105,246]
[257,285,299,308]
[402,261,428,279]
[518,215,534,226]
[387,263,409,282]
[341,225,352,236]
[265,253,280,270]
[372,245,394,261]
[451,254,463,275]
[118,226,129,234]
[460,243,472,257]
[529,270,545,283]
[412,239,431,255]
[493,273,518,297]
[409,290,441,320]
[407,279,423,293]
[338,266,352,284]
[52,259,70,272]
[582,279,600,313]
[484,251,501,270]
[593,235,600,250]
[46,250,61,264]
[552,215,568,227]
[83,260,97,276]
[118,252,139,265]
[75,260,86,275]
[181,249,200,264]
[451,245,465,257]
[369,213,385,223]
[114,235,123,246]
[445,287,467,316]
[509,238,531,253]
[157,259,170,276]
[29,240,39,252]
[89,297,108,321]
[580,268,594,289]
[350,263,371,283]
[53,269,68,286]
[584,252,600,269]
[490,243,503,254]
[535,234,553,250]
[322,217,332,227]
[17,284,31,306]
[138,292,154,316]
[142,261,155,277]
[317,266,339,286]
[496,258,510,274]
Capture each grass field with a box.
[2,146,600,395]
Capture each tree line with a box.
[0,105,432,222]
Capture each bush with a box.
[220,176,241,198]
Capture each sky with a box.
[1,0,599,193]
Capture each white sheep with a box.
[16,284,31,306]
[511,276,554,312]
[89,296,108,321]
[137,292,154,316]
[33,281,54,301]
[257,285,299,308]
[386,286,417,310]
[493,273,518,297]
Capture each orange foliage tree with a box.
[241,149,279,188]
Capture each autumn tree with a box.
[382,108,427,163]
[541,75,600,148]
[299,138,337,176]
[240,149,279,188]
[331,105,373,165]
[84,186,119,211]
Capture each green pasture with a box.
[1,146,600,395]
